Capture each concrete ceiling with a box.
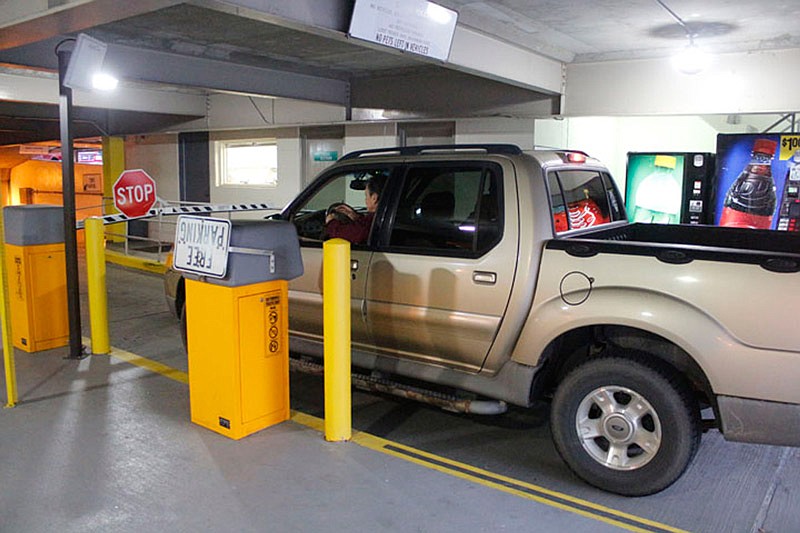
[0,0,798,145]
[438,0,800,63]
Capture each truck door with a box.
[287,167,394,350]
[366,161,518,373]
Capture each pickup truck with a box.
[164,144,800,496]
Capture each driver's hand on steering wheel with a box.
[325,203,358,224]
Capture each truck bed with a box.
[548,223,800,273]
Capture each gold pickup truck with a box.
[165,144,800,496]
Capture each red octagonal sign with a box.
[113,169,157,218]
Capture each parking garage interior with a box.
[1,1,800,531]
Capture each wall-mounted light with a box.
[63,33,118,91]
[91,72,119,91]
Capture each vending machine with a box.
[714,133,800,232]
[625,152,715,225]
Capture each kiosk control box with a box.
[184,220,303,440]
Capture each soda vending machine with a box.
[625,152,715,225]
[714,133,800,231]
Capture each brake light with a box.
[567,152,586,163]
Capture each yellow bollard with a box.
[0,211,17,407]
[85,217,110,355]
[323,238,351,442]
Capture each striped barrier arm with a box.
[76,203,275,229]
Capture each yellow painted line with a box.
[108,350,685,533]
[106,345,188,384]
[105,250,167,274]
[292,411,687,533]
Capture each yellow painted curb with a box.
[105,249,167,274]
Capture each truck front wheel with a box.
[550,355,700,496]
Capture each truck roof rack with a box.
[533,145,591,157]
[338,144,523,161]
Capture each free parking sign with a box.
[172,215,232,278]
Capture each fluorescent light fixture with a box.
[671,42,711,74]
[63,33,118,91]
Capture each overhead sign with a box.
[349,0,458,61]
[113,169,157,218]
[173,216,231,278]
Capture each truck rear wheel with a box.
[180,304,188,351]
[550,355,700,496]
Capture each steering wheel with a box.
[326,202,354,223]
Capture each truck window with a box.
[387,164,502,256]
[289,168,391,243]
[549,169,621,232]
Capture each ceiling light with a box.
[654,0,713,75]
[671,41,710,74]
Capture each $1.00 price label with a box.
[173,215,231,278]
[780,135,800,160]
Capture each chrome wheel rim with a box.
[575,386,662,471]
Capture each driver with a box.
[325,174,386,244]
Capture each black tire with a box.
[550,355,700,496]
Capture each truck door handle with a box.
[473,271,496,285]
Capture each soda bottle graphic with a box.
[631,155,681,224]
[719,138,778,229]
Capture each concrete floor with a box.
[1,262,799,532]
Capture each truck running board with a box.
[289,357,508,416]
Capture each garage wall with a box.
[8,159,102,216]
[124,134,179,243]
[344,123,397,154]
[177,94,346,132]
[122,114,721,244]
[209,127,302,216]
[456,118,536,149]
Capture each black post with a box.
[57,46,86,360]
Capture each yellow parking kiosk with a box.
[178,218,303,440]
[3,205,68,352]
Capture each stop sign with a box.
[113,169,157,218]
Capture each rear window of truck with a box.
[547,169,624,233]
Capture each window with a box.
[290,168,392,243]
[217,140,277,186]
[549,170,624,232]
[388,164,502,256]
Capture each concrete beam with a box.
[448,26,564,95]
[0,37,350,107]
[104,43,350,107]
[565,48,800,116]
[0,0,183,49]
[0,67,208,115]
[350,67,556,118]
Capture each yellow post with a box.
[102,136,126,243]
[85,217,110,355]
[323,238,351,442]
[0,210,17,407]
